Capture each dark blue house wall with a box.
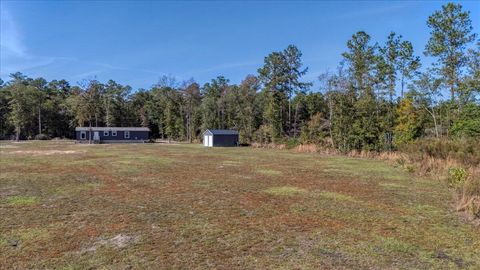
[76,130,149,141]
[213,134,239,147]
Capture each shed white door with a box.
[204,135,213,147]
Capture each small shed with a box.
[75,127,150,143]
[203,129,239,147]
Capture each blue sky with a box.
[1,1,479,90]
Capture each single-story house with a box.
[203,129,239,147]
[75,127,150,143]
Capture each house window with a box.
[104,130,109,136]
[112,130,117,136]
[124,131,130,139]
[80,131,86,140]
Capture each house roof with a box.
[204,129,239,135]
[75,127,150,132]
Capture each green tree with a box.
[181,81,202,142]
[222,75,259,143]
[29,78,48,135]
[300,113,327,144]
[342,31,377,96]
[0,79,14,138]
[342,31,384,150]
[394,96,423,145]
[6,79,37,141]
[163,88,184,141]
[103,80,131,127]
[130,90,151,128]
[329,90,356,152]
[451,103,480,137]
[410,71,443,138]
[67,80,103,128]
[43,79,73,138]
[201,76,229,130]
[398,39,421,97]
[147,87,168,138]
[458,43,480,104]
[425,2,477,103]
[258,45,311,137]
[263,90,284,141]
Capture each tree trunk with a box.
[88,122,92,144]
[328,98,335,149]
[446,104,451,138]
[38,106,42,135]
[288,93,292,137]
[432,110,439,138]
[293,102,299,138]
[105,98,110,127]
[451,86,455,103]
[187,112,191,143]
[424,106,440,138]
[400,75,405,98]
[16,126,20,142]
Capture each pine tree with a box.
[425,3,476,104]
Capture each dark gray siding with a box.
[212,134,238,147]
[76,130,149,142]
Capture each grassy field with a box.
[1,141,479,269]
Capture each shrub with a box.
[394,97,423,145]
[254,125,274,144]
[457,170,480,220]
[447,167,469,189]
[398,138,480,167]
[280,138,300,149]
[451,103,480,138]
[34,134,51,140]
[299,113,328,144]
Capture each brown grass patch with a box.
[7,150,86,155]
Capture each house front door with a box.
[208,135,213,147]
[93,131,100,141]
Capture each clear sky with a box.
[1,1,479,90]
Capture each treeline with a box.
[0,3,478,152]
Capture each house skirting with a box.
[76,140,148,144]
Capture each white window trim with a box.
[80,131,86,140]
[112,130,117,136]
[104,130,109,136]
[124,131,130,139]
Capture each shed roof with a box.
[75,127,150,132]
[204,129,239,135]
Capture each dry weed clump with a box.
[456,169,480,223]
[251,142,286,149]
[294,144,318,153]
[293,144,341,155]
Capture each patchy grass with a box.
[3,196,38,206]
[318,191,357,202]
[379,182,406,189]
[0,141,479,269]
[256,169,282,176]
[222,160,242,166]
[265,186,307,196]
